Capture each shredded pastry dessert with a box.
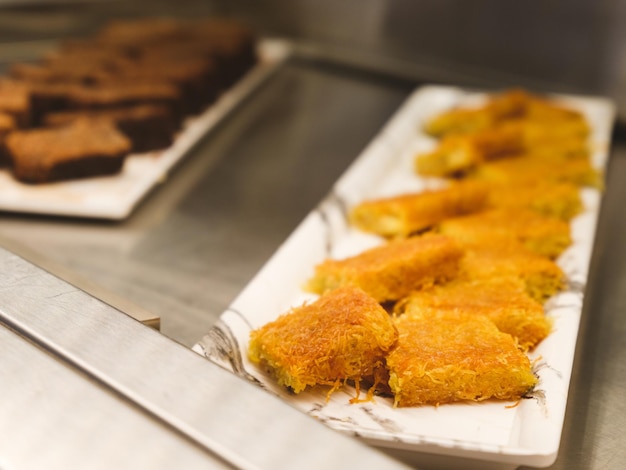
[248,286,398,397]
[248,87,595,407]
[306,234,463,302]
[387,310,537,407]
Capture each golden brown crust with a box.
[483,181,583,221]
[250,87,590,407]
[248,286,398,395]
[387,310,537,407]
[349,181,489,238]
[396,277,551,350]
[417,89,590,177]
[306,234,464,302]
[423,88,588,139]
[438,208,572,259]
[456,236,565,301]
[468,153,603,189]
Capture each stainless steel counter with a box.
[1,53,626,469]
[0,246,411,470]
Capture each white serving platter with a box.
[0,39,292,220]
[193,85,616,469]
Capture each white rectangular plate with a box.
[193,85,616,469]
[0,39,292,220]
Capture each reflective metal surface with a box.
[0,247,410,470]
[0,323,232,470]
[0,3,626,468]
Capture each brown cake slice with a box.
[100,57,219,115]
[0,112,15,137]
[0,112,16,166]
[0,79,32,127]
[12,81,81,126]
[387,310,537,407]
[66,82,183,121]
[306,233,463,303]
[5,119,131,183]
[248,285,398,396]
[43,104,176,153]
[11,61,113,86]
[95,17,188,46]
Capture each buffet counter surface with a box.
[1,49,625,469]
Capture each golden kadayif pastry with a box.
[349,181,488,238]
[484,181,583,222]
[415,124,524,177]
[423,88,588,139]
[415,119,589,178]
[387,310,537,407]
[437,208,572,260]
[305,234,463,303]
[457,235,565,302]
[395,277,551,350]
[248,286,398,397]
[468,152,603,190]
[417,87,591,179]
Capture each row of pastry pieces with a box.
[248,89,594,407]
[0,16,256,184]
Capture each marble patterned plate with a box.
[193,85,615,469]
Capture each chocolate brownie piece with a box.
[14,81,81,126]
[43,104,176,153]
[0,79,32,127]
[188,19,257,86]
[97,17,257,90]
[104,56,219,114]
[5,119,131,184]
[0,112,16,166]
[0,112,15,136]
[95,17,188,46]
[66,82,182,120]
[11,62,104,86]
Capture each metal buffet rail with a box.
[1,3,626,469]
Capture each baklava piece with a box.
[248,286,398,396]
